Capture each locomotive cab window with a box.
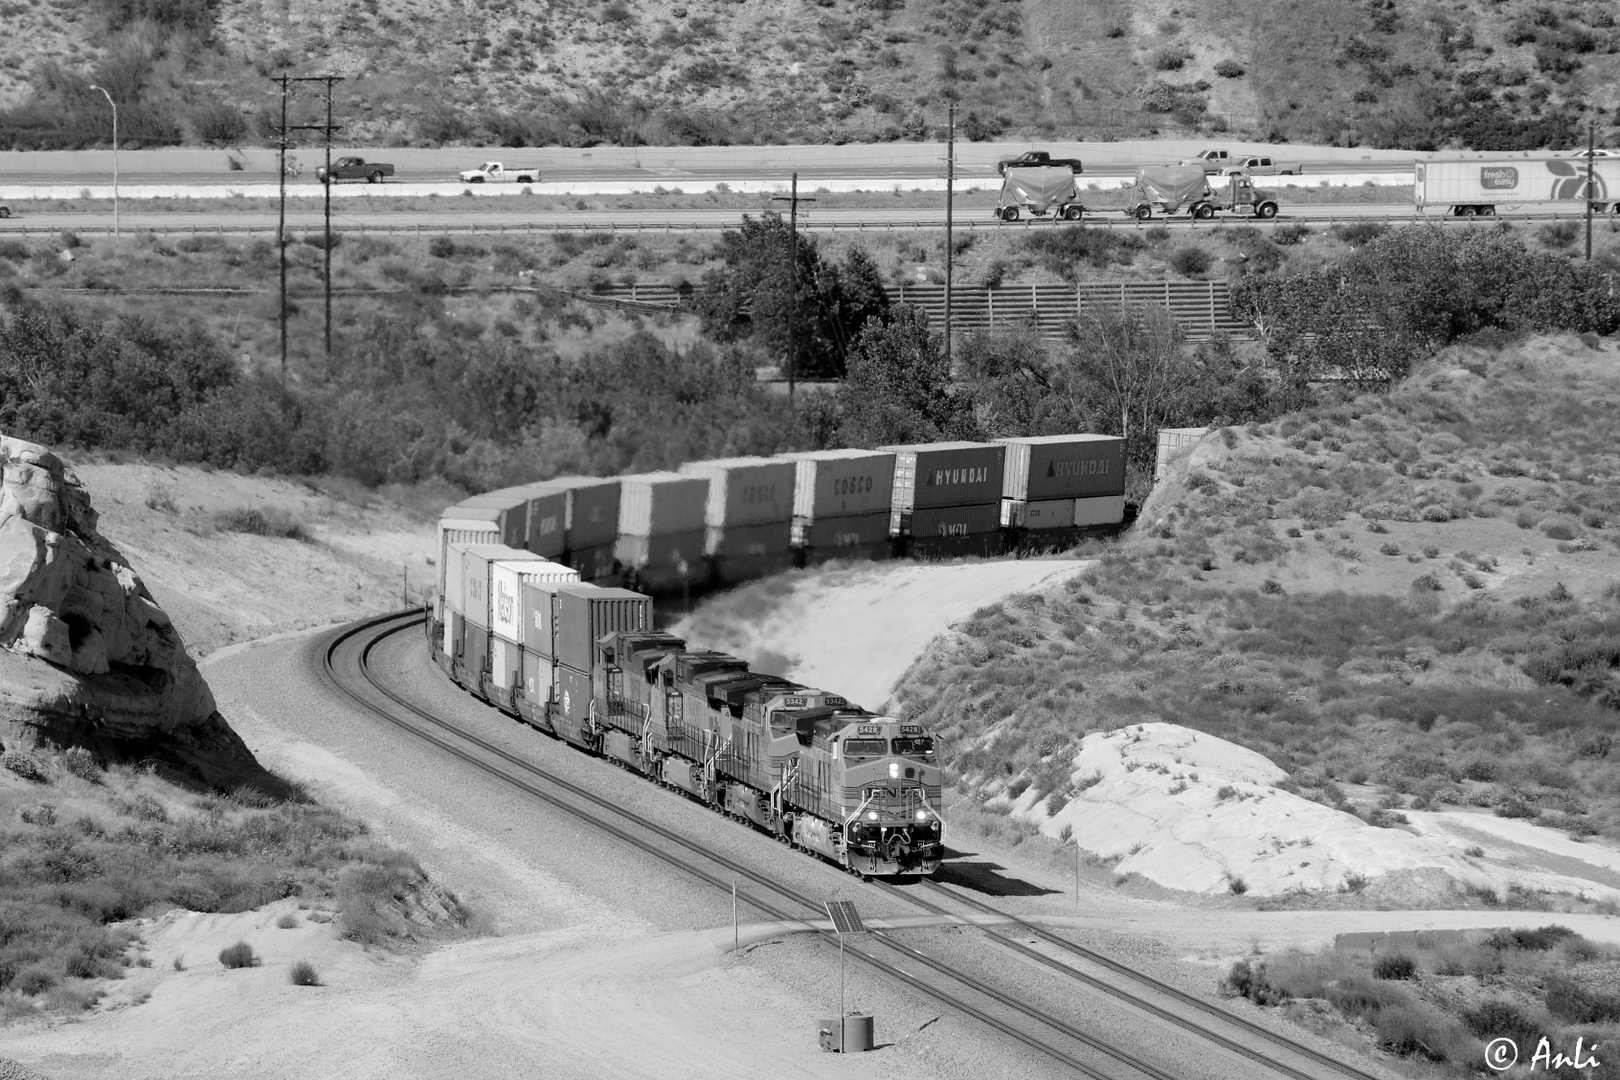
[893,737,935,758]
[843,738,888,762]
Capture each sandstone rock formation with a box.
[0,436,267,790]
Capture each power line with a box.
[269,74,344,376]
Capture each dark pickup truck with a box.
[997,151,1084,175]
[314,157,395,184]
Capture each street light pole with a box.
[88,85,118,237]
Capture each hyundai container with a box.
[678,457,797,528]
[997,434,1126,501]
[554,585,653,674]
[491,560,581,643]
[1074,494,1127,528]
[530,476,621,549]
[883,442,1005,511]
[436,517,501,600]
[1001,498,1076,529]
[1155,427,1209,481]
[618,472,709,537]
[457,544,549,630]
[782,449,897,521]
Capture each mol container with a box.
[783,448,895,522]
[491,560,581,644]
[1155,427,1209,482]
[1074,494,1127,528]
[618,473,708,537]
[998,434,1126,501]
[678,457,796,528]
[531,476,620,550]
[437,518,501,604]
[456,545,549,631]
[883,442,1005,513]
[906,502,1002,540]
[554,585,653,673]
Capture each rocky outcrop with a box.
[0,436,267,790]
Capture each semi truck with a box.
[1416,158,1620,216]
[995,165,1086,221]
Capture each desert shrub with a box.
[1372,1001,1472,1061]
[1412,573,1443,591]
[1228,876,1248,894]
[1169,247,1212,276]
[1462,998,1546,1046]
[288,960,320,986]
[275,913,298,929]
[218,941,257,969]
[1332,222,1388,246]
[1372,952,1415,980]
[1545,973,1620,1024]
[1486,925,1576,951]
[213,507,309,541]
[1214,59,1245,78]
[61,747,102,783]
[3,751,47,782]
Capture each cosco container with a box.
[900,502,1002,539]
[489,634,522,697]
[614,529,707,573]
[1155,427,1209,482]
[532,476,620,549]
[447,492,529,548]
[782,448,896,521]
[882,441,1005,511]
[437,517,501,601]
[997,434,1126,500]
[554,585,653,674]
[1074,494,1127,528]
[491,559,581,643]
[458,544,548,630]
[678,457,797,528]
[704,521,793,559]
[617,472,708,537]
[1001,498,1076,529]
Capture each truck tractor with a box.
[1189,174,1280,219]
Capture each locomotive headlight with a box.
[916,810,928,821]
[889,763,899,779]
[867,811,879,820]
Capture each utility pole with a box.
[944,101,956,371]
[771,176,815,404]
[274,74,289,378]
[88,85,118,238]
[1585,118,1596,263]
[270,74,344,375]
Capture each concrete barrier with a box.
[1335,927,1507,951]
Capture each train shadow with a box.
[910,851,1059,898]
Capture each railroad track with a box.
[325,609,1376,1080]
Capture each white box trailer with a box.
[1416,158,1620,217]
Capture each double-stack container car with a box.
[678,457,797,583]
[615,472,711,593]
[532,476,621,583]
[883,441,1007,559]
[782,448,897,564]
[997,434,1127,549]
[426,575,945,878]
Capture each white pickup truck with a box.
[1225,155,1303,177]
[458,161,543,183]
[1181,149,1233,174]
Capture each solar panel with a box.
[825,900,865,936]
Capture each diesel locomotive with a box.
[430,573,945,878]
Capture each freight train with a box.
[427,433,1131,877]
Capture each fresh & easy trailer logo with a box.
[1479,166,1519,190]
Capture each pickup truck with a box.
[314,157,394,184]
[1181,149,1232,174]
[458,161,543,183]
[997,151,1083,176]
[1225,155,1302,177]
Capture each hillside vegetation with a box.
[0,0,1615,149]
[895,333,1620,844]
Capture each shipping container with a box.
[446,493,528,548]
[490,634,523,698]
[491,559,582,644]
[798,511,893,549]
[444,610,464,660]
[780,448,896,521]
[519,579,576,659]
[521,648,555,704]
[531,476,621,549]
[704,521,793,558]
[1074,494,1127,528]
[998,434,1126,501]
[1155,427,1209,482]
[678,457,797,528]
[1001,498,1077,529]
[883,441,1005,511]
[910,532,1006,560]
[898,502,1003,539]
[615,529,707,572]
[555,664,594,743]
[1415,158,1620,215]
[458,545,549,631]
[618,472,709,537]
[437,517,501,601]
[502,484,567,558]
[462,624,490,685]
[561,541,619,584]
[554,585,653,674]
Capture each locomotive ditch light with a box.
[916,810,928,821]
[867,810,879,820]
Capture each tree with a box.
[954,325,1063,436]
[837,305,975,446]
[1059,304,1185,443]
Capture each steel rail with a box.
[881,880,1385,1080]
[319,610,1174,1080]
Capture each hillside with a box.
[0,0,1615,149]
[888,332,1620,889]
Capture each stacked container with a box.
[435,515,501,623]
[446,543,550,697]
[781,448,896,565]
[678,457,797,583]
[533,476,622,583]
[997,434,1127,544]
[614,472,710,593]
[882,441,1007,559]
[1155,427,1209,482]
[523,582,652,746]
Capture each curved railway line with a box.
[325,608,1394,1080]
